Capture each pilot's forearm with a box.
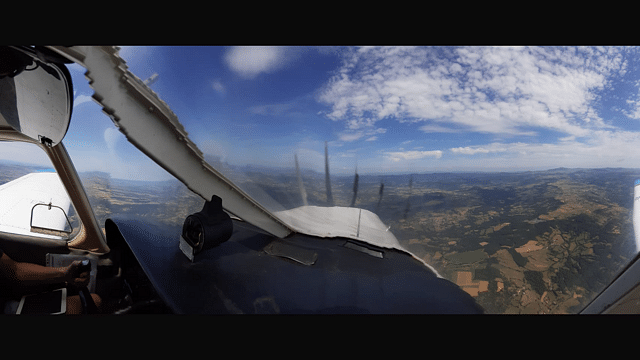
[14,262,69,289]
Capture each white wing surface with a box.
[0,172,72,239]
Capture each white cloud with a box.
[450,142,513,155]
[224,46,290,79]
[419,124,461,133]
[339,132,365,142]
[104,127,122,154]
[442,129,640,170]
[338,125,386,143]
[384,150,443,162]
[73,94,93,108]
[451,146,491,155]
[624,80,640,120]
[212,79,225,95]
[330,127,640,174]
[318,46,628,138]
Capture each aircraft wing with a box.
[0,172,72,239]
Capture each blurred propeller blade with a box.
[325,141,334,206]
[295,154,308,206]
[403,174,413,219]
[350,166,359,208]
[375,180,384,214]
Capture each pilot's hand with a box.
[64,261,90,288]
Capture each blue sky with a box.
[61,46,640,181]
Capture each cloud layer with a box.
[318,46,628,137]
[305,46,640,173]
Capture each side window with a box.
[0,141,80,241]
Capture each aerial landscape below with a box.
[74,166,639,314]
[377,168,638,313]
[4,163,637,314]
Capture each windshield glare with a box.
[65,46,640,314]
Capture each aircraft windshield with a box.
[64,46,640,314]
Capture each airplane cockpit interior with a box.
[2,45,640,314]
